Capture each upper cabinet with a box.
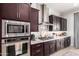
[49,15,67,31]
[30,8,39,32]
[1,3,31,21]
[18,4,30,21]
[1,3,17,20]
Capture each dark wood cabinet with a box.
[18,4,30,21]
[49,15,67,31]
[43,42,50,56]
[62,18,67,31]
[30,43,43,56]
[1,3,30,21]
[60,18,67,31]
[49,40,56,54]
[64,37,71,48]
[43,40,56,56]
[56,40,61,51]
[56,17,60,31]
[30,8,39,32]
[30,37,71,56]
[1,3,17,20]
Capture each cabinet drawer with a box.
[31,43,43,56]
[31,48,43,56]
[31,43,43,49]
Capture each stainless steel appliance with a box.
[2,19,30,56]
[2,37,30,56]
[2,19,30,37]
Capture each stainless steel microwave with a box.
[2,19,30,37]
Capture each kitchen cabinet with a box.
[30,37,71,56]
[1,3,17,20]
[62,18,67,31]
[49,15,67,31]
[56,17,61,31]
[1,3,30,21]
[60,18,67,31]
[30,43,43,56]
[49,40,56,54]
[64,37,71,48]
[43,42,50,56]
[56,40,61,51]
[30,8,39,32]
[18,4,30,21]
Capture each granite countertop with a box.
[31,36,70,45]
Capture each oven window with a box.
[26,25,29,33]
[7,24,24,33]
[22,43,28,54]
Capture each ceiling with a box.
[45,3,79,13]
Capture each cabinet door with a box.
[56,17,60,31]
[30,8,39,32]
[1,3,17,20]
[49,41,56,54]
[43,42,50,56]
[61,18,67,31]
[31,43,43,56]
[18,4,30,21]
[53,16,57,31]
[63,19,67,31]
[60,18,63,31]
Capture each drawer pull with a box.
[36,50,40,53]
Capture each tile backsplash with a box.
[31,31,67,39]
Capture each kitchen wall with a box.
[31,3,61,24]
[61,9,79,47]
[49,8,60,16]
[31,3,67,41]
[61,13,74,47]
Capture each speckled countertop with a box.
[31,36,70,45]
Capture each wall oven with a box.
[2,37,30,56]
[2,19,31,56]
[2,19,30,38]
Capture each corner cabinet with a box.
[49,15,67,31]
[30,8,39,32]
[1,3,31,21]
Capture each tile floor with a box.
[50,47,79,56]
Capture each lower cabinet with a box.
[56,40,61,51]
[64,37,71,48]
[43,42,50,56]
[49,40,56,54]
[30,37,71,56]
[30,43,43,56]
